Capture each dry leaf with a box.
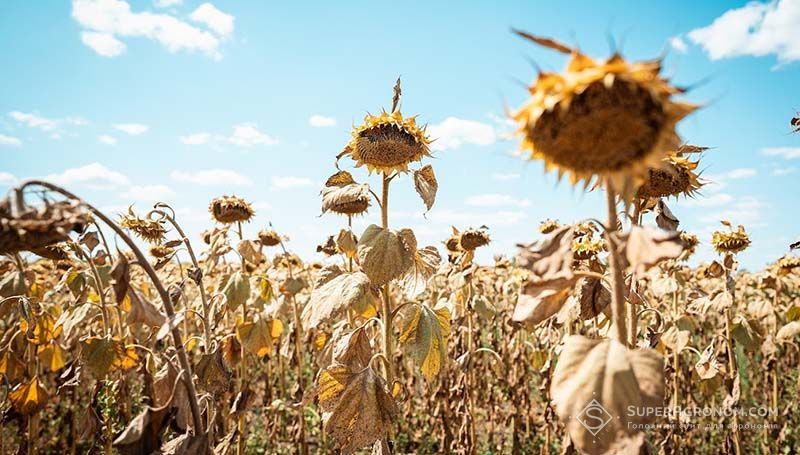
[413,164,438,211]
[399,303,451,380]
[336,229,358,258]
[577,277,611,320]
[80,336,139,377]
[655,199,679,231]
[222,271,250,312]
[399,245,441,298]
[513,279,573,327]
[618,226,683,275]
[516,225,575,282]
[9,376,49,415]
[109,253,130,304]
[236,318,282,357]
[127,288,167,328]
[195,346,233,394]
[776,321,800,341]
[357,225,415,286]
[302,270,377,329]
[237,240,264,265]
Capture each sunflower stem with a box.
[380,173,394,383]
[604,183,628,345]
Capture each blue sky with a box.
[1,0,799,270]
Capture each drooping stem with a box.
[74,244,112,336]
[14,180,206,435]
[604,182,628,345]
[380,173,394,383]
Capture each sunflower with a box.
[459,228,491,251]
[711,224,750,254]
[0,198,88,255]
[637,145,705,199]
[539,219,561,234]
[679,231,699,260]
[320,171,371,216]
[777,255,800,273]
[209,196,254,224]
[572,237,605,261]
[119,209,166,244]
[258,229,282,247]
[511,31,697,196]
[343,110,432,174]
[149,244,174,259]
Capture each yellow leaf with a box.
[236,319,274,358]
[399,303,451,381]
[9,376,49,415]
[38,344,66,372]
[259,276,273,302]
[81,336,139,377]
[20,313,62,345]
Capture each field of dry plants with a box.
[2,32,800,455]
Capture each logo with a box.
[576,399,613,436]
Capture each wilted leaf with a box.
[413,164,437,211]
[577,277,611,320]
[20,312,62,345]
[512,280,573,327]
[357,225,415,286]
[9,376,49,415]
[127,289,167,327]
[236,318,282,357]
[318,365,398,454]
[237,240,264,265]
[516,225,574,282]
[618,226,683,275]
[0,271,26,298]
[336,229,358,258]
[222,271,250,312]
[551,335,665,455]
[195,347,233,394]
[332,326,373,371]
[113,404,174,455]
[302,271,377,329]
[655,199,679,231]
[777,321,800,341]
[399,303,451,380]
[399,245,441,298]
[38,343,66,372]
[80,336,139,377]
[109,253,130,304]
[695,344,719,380]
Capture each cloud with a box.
[190,3,234,37]
[677,192,733,208]
[8,111,87,136]
[171,169,252,186]
[772,167,796,176]
[154,0,182,7]
[704,168,757,191]
[120,184,175,202]
[0,134,22,146]
[81,31,126,57]
[180,132,211,145]
[428,117,496,151]
[309,115,336,127]
[492,172,520,181]
[0,172,16,185]
[725,168,757,179]
[688,0,800,64]
[271,176,312,190]
[98,135,117,145]
[113,123,149,135]
[763,146,800,159]
[464,193,530,208]
[71,0,232,60]
[669,36,688,53]
[45,162,130,189]
[699,196,765,225]
[424,209,528,227]
[228,122,278,146]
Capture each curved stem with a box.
[15,180,205,434]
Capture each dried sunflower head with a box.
[711,224,750,254]
[679,231,699,260]
[149,244,174,259]
[119,209,166,244]
[511,32,697,197]
[0,198,89,255]
[459,227,491,251]
[343,110,432,174]
[209,196,254,224]
[571,237,605,261]
[445,228,462,253]
[320,171,371,216]
[539,219,561,234]
[258,229,282,247]
[637,145,705,199]
[777,255,800,274]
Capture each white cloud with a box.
[71,0,231,60]
[492,172,520,181]
[309,115,336,127]
[98,134,117,145]
[699,196,765,225]
[81,31,126,57]
[763,146,800,159]
[424,209,528,227]
[45,162,130,189]
[0,172,16,185]
[464,193,530,208]
[428,117,496,151]
[725,168,757,179]
[171,169,252,186]
[113,123,149,135]
[670,36,688,53]
[772,167,796,176]
[120,184,175,202]
[704,168,757,191]
[688,0,800,64]
[677,192,733,208]
[190,3,234,37]
[228,122,278,147]
[0,134,22,146]
[8,111,87,138]
[180,132,211,145]
[271,176,312,190]
[154,0,182,7]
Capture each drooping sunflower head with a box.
[119,209,167,244]
[571,236,605,261]
[679,231,699,260]
[320,171,371,216]
[637,145,705,199]
[209,196,254,224]
[258,229,282,247]
[459,227,491,251]
[511,31,697,196]
[0,198,89,256]
[149,244,174,259]
[344,110,432,174]
[445,227,462,253]
[539,219,561,234]
[777,255,800,274]
[711,224,750,254]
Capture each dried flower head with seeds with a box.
[0,198,89,255]
[637,145,705,199]
[258,229,281,247]
[777,255,800,273]
[320,171,371,216]
[679,231,699,260]
[149,244,174,259]
[342,110,432,174]
[539,219,561,234]
[511,31,697,195]
[119,208,166,244]
[209,196,254,224]
[459,227,491,251]
[571,236,605,260]
[711,223,750,254]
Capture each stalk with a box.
[723,257,741,455]
[604,183,628,344]
[380,173,395,382]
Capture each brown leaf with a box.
[577,277,611,320]
[357,225,415,286]
[655,199,679,231]
[336,229,358,258]
[512,29,574,54]
[109,253,130,304]
[112,404,174,455]
[413,164,437,211]
[195,346,233,395]
[516,225,574,282]
[694,344,719,380]
[399,245,441,298]
[237,240,264,265]
[127,289,167,328]
[512,279,574,327]
[9,376,49,415]
[302,270,377,329]
[332,326,373,371]
[551,336,665,455]
[618,226,683,275]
